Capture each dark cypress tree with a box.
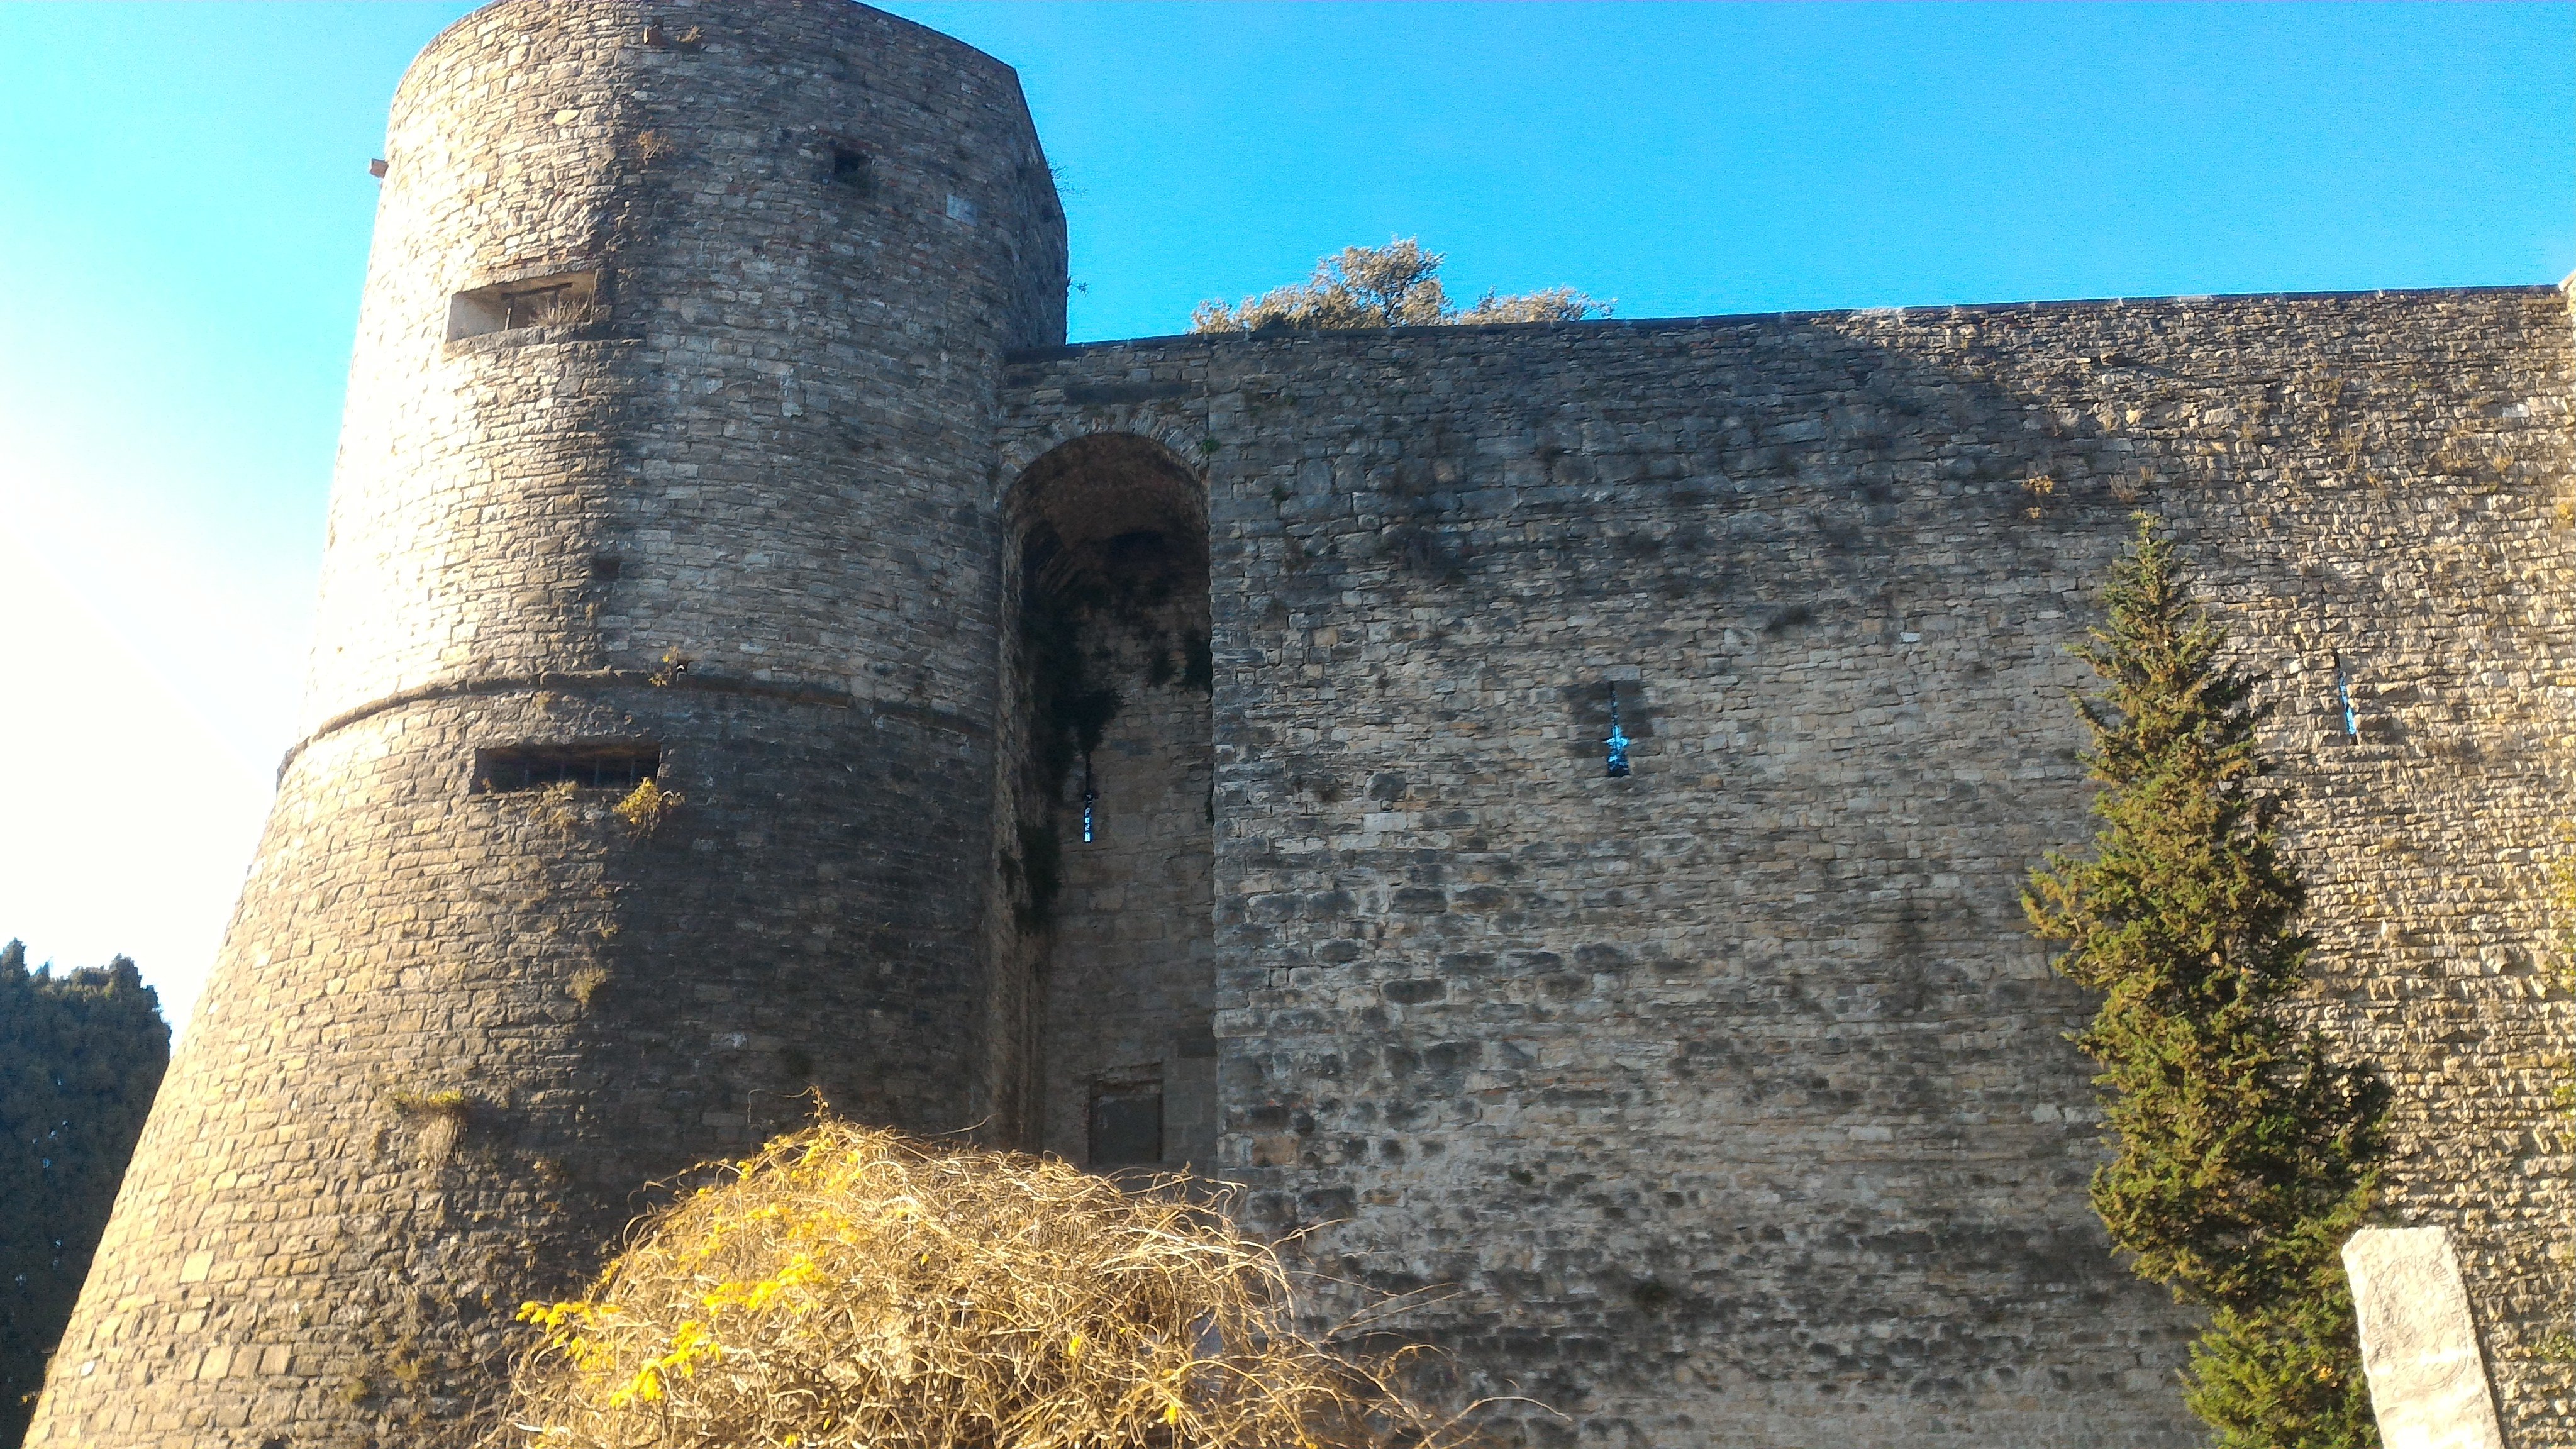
[0,940,170,1446]
[2024,516,2387,1449]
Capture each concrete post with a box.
[2343,1226,2506,1449]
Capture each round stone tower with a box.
[30,3,1064,1443]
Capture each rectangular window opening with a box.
[2333,652,2361,741]
[475,743,661,794]
[829,147,874,191]
[1087,1082,1162,1167]
[447,269,602,341]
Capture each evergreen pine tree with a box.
[0,940,170,1446]
[2025,516,2387,1449]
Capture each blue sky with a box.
[0,2,2567,1029]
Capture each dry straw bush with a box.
[489,1121,1483,1449]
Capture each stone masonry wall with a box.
[301,0,1063,736]
[33,3,2576,1444]
[1001,433,1222,1170]
[29,687,988,1446]
[31,4,1067,1445]
[997,286,2576,1448]
[1036,597,1221,1172]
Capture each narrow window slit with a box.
[502,285,573,330]
[1605,691,1633,777]
[1080,750,1097,844]
[2334,653,2360,741]
[829,147,874,192]
[475,744,660,793]
[446,269,602,341]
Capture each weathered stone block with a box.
[2345,1226,2506,1449]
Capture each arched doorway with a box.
[1002,434,1215,1172]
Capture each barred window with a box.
[475,745,660,793]
[447,269,602,341]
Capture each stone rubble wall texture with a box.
[29,2,1065,1445]
[999,286,2576,1448]
[1035,600,1222,1172]
[26,1,2576,1446]
[1003,432,1224,1175]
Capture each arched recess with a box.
[999,433,1216,1172]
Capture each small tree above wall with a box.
[2024,516,2388,1449]
[1190,238,1609,332]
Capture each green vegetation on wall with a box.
[1021,578,1121,799]
[1190,237,1608,333]
[2024,518,2388,1449]
[0,940,170,1446]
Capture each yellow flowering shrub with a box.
[490,1121,1480,1448]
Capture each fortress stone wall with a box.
[29,3,2576,1446]
[31,3,1067,1443]
[999,289,2576,1445]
